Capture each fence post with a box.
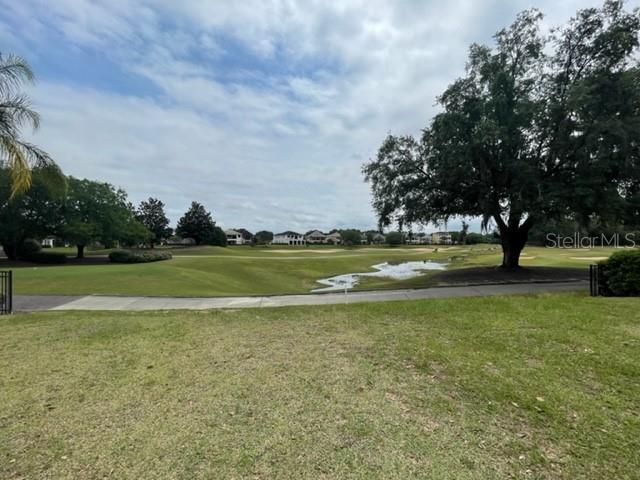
[589,264,598,297]
[1,271,12,314]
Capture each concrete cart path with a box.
[9,281,588,312]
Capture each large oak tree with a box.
[364,1,640,267]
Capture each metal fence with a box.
[0,271,12,314]
[589,264,603,297]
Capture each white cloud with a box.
[3,0,634,232]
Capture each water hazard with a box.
[312,260,446,292]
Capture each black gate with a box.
[1,271,12,314]
[589,264,603,297]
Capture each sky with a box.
[1,0,635,233]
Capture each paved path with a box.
[12,281,587,312]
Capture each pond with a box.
[312,260,447,292]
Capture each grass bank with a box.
[1,293,639,478]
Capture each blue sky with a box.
[1,0,632,233]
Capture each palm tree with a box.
[0,53,54,197]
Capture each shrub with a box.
[18,239,42,257]
[22,251,67,264]
[599,249,640,296]
[109,250,172,263]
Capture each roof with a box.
[224,229,241,235]
[305,230,326,237]
[235,228,254,238]
[275,231,302,236]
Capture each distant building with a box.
[236,228,254,243]
[408,233,430,245]
[372,233,386,244]
[305,230,327,244]
[430,232,453,245]
[325,232,342,245]
[225,228,253,245]
[225,229,243,245]
[41,236,56,248]
[166,235,196,246]
[273,231,306,246]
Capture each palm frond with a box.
[0,94,40,130]
[0,135,54,197]
[0,135,31,197]
[0,53,35,96]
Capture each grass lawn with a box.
[5,245,622,297]
[1,293,638,478]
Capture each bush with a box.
[22,251,67,264]
[109,250,172,263]
[599,249,640,296]
[18,239,42,257]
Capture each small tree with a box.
[254,230,274,245]
[364,2,640,267]
[210,226,227,247]
[340,229,363,246]
[136,197,171,247]
[175,202,216,245]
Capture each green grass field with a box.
[1,293,638,479]
[5,244,621,296]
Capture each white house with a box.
[273,231,305,246]
[325,232,342,245]
[225,229,245,245]
[408,233,430,244]
[430,232,453,245]
[41,236,56,248]
[305,230,327,244]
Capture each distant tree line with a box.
[0,166,228,260]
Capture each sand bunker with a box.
[266,249,342,254]
[569,256,609,261]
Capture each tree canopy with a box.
[137,197,171,247]
[176,202,223,246]
[63,177,150,258]
[364,1,640,267]
[0,166,66,259]
[254,230,274,245]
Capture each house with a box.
[224,229,243,245]
[166,235,196,246]
[225,229,243,245]
[41,236,56,248]
[305,230,327,244]
[408,233,430,244]
[372,233,386,244]
[273,231,306,246]
[236,228,254,243]
[225,228,253,245]
[325,232,342,245]
[430,232,453,245]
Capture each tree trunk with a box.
[500,227,529,268]
[3,243,18,261]
[76,244,85,259]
